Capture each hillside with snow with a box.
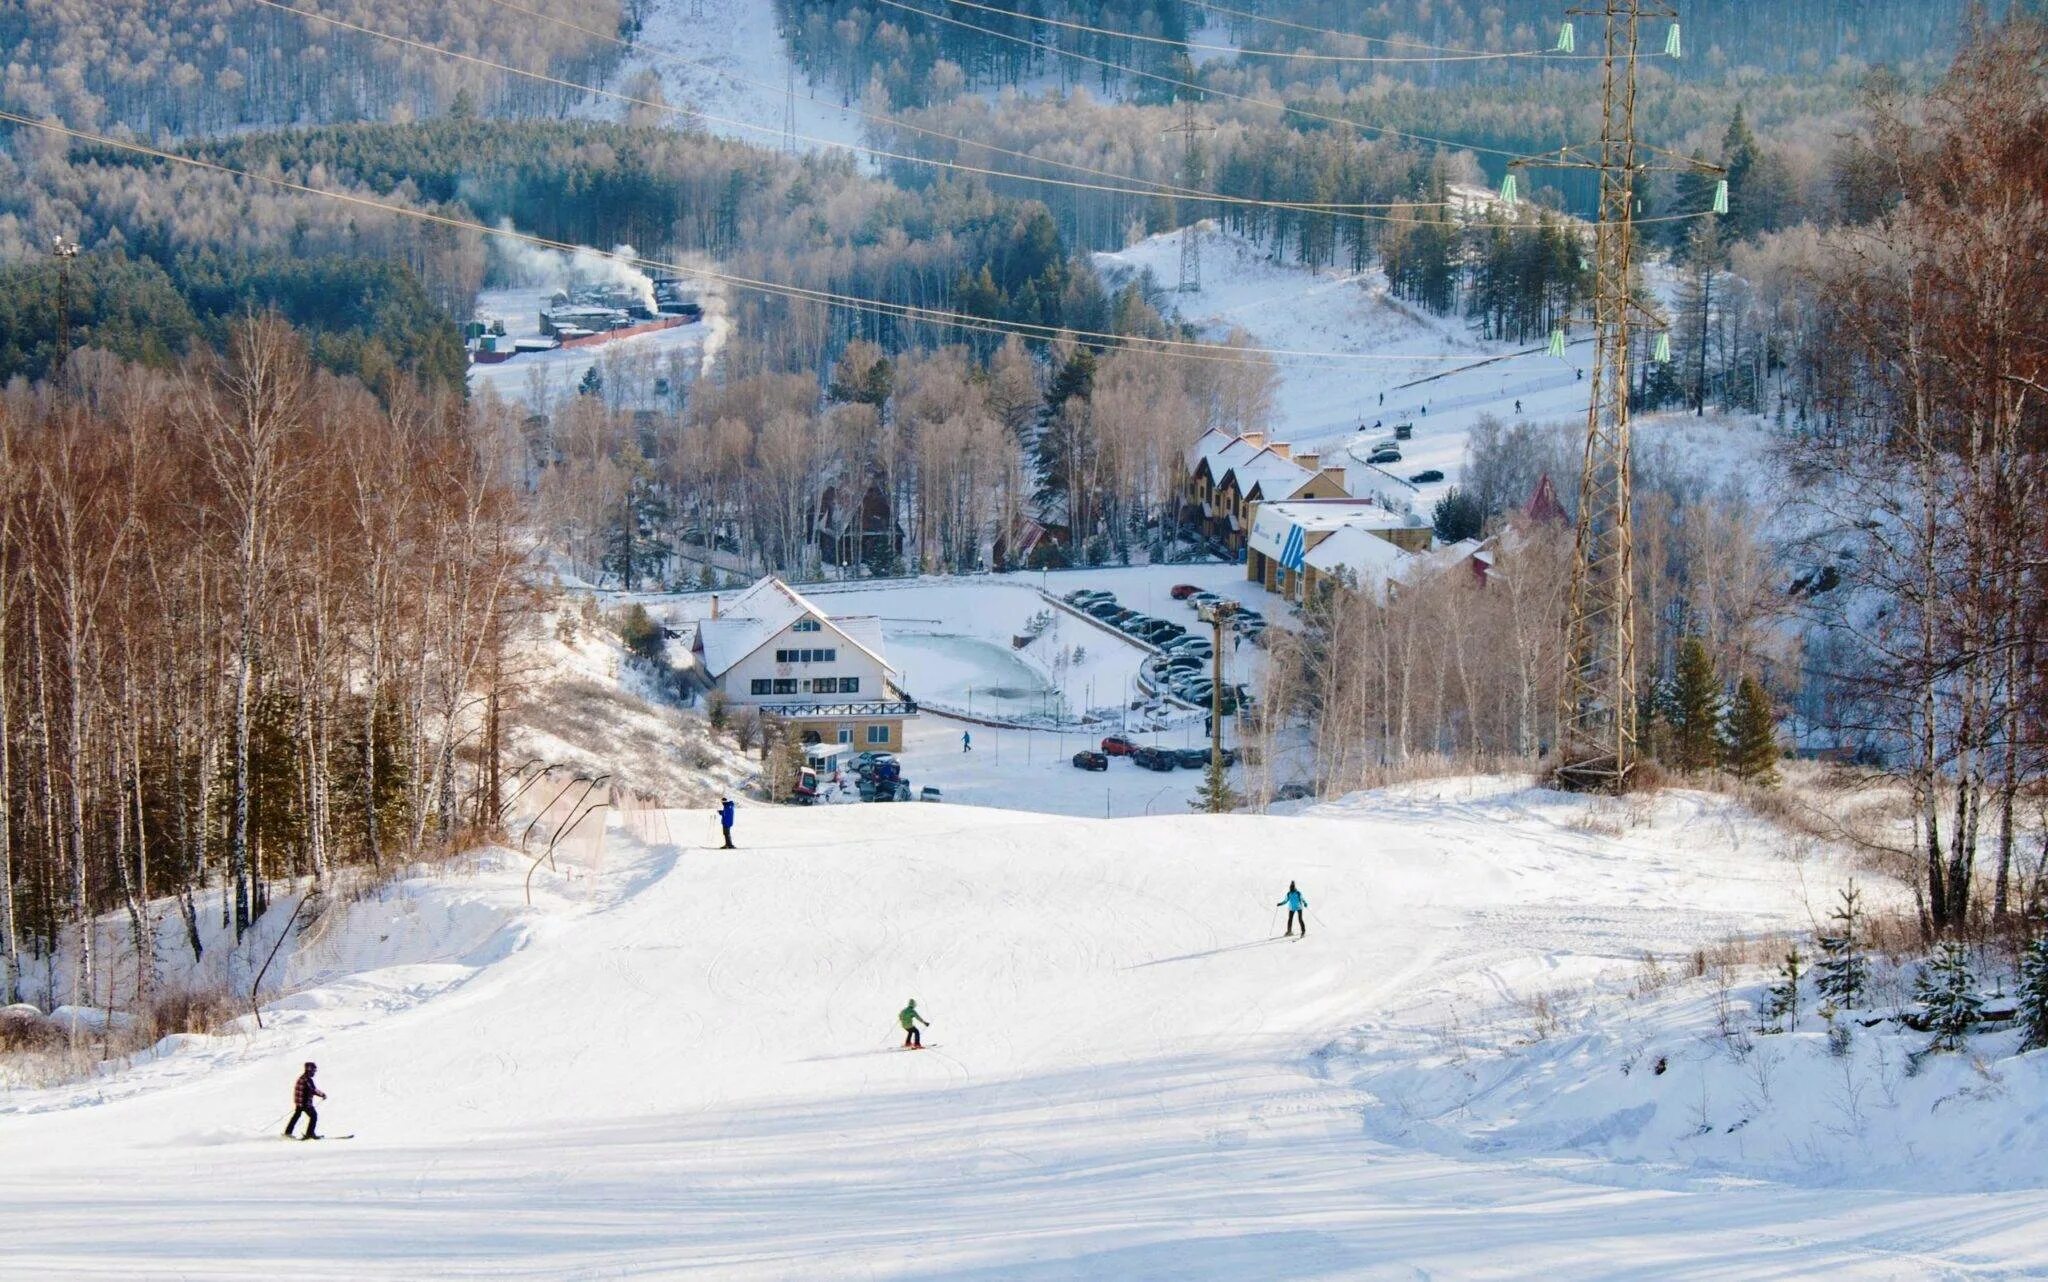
[7,772,2045,1277]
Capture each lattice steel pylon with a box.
[1163,96,1214,293]
[1510,2,1721,792]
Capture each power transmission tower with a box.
[51,233,80,381]
[1163,97,1214,293]
[1509,2,1721,792]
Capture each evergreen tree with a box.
[1191,752,1242,814]
[2018,936,2048,1051]
[578,365,603,397]
[1814,883,1868,1010]
[1763,945,1803,1031]
[1916,942,1983,1052]
[1432,487,1486,543]
[1666,637,1724,773]
[1724,673,1780,786]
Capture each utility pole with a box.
[1163,96,1215,294]
[51,233,80,382]
[1197,600,1237,812]
[783,62,797,155]
[1509,2,1721,793]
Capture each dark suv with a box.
[1072,750,1109,771]
[1131,746,1178,772]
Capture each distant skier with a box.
[1278,882,1308,938]
[1514,399,1523,414]
[719,797,736,849]
[962,731,972,753]
[1377,391,1384,406]
[284,1061,325,1140]
[899,998,930,1049]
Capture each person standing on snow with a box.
[719,797,736,849]
[1278,882,1308,938]
[899,999,930,1048]
[962,730,972,753]
[284,1061,326,1140]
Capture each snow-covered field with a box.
[627,0,866,152]
[7,776,2044,1277]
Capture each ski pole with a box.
[1269,905,1281,937]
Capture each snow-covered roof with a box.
[1251,500,1410,541]
[1249,500,1421,599]
[694,578,893,679]
[1187,430,1262,480]
[1227,447,1310,497]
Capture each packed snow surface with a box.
[6,779,2042,1277]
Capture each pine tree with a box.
[1724,673,1780,786]
[1666,637,1723,774]
[1916,942,1982,1052]
[578,365,603,397]
[1764,945,1803,1031]
[1431,487,1485,543]
[2018,936,2048,1051]
[1814,883,1867,1010]
[1190,753,1241,814]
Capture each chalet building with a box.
[1246,500,1429,602]
[692,577,917,751]
[1183,428,1357,552]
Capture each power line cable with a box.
[0,106,1531,369]
[934,0,1616,64]
[1179,0,1650,61]
[255,0,1516,229]
[467,0,1455,215]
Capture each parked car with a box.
[1131,745,1179,772]
[1169,583,1202,599]
[1275,782,1313,801]
[1219,746,1243,766]
[1116,612,1154,631]
[919,786,943,802]
[1101,734,1138,756]
[1410,469,1445,484]
[1369,447,1402,465]
[1160,654,1205,674]
[1163,637,1212,657]
[1175,678,1216,703]
[1189,591,1221,609]
[1071,750,1110,771]
[1394,422,1414,440]
[1085,600,1123,620]
[1173,746,1215,769]
[1145,621,1187,643]
[1107,607,1141,626]
[1065,589,1112,606]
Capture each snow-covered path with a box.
[4,790,2038,1277]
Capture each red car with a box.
[1101,734,1138,756]
[1169,584,1201,600]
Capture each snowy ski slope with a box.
[5,781,2040,1277]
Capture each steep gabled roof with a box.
[693,578,894,679]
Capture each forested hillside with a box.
[2,0,625,135]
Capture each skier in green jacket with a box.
[899,999,930,1049]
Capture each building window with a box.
[772,678,797,695]
[841,676,859,693]
[793,618,822,632]
[866,724,891,745]
[774,646,839,664]
[836,726,853,744]
[810,677,842,695]
[750,679,772,696]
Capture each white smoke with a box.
[490,221,657,313]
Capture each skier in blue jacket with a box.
[1278,882,1307,937]
[719,797,736,849]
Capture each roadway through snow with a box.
[1,793,2034,1277]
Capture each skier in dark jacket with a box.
[1278,882,1308,937]
[899,999,930,1048]
[719,797,736,849]
[285,1061,326,1140]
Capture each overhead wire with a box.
[256,0,1520,229]
[933,0,1620,65]
[0,107,1531,369]
[1178,0,1656,61]
[261,0,1713,232]
[465,0,1454,215]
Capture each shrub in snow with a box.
[1915,942,1982,1052]
[1814,883,1867,1011]
[2019,936,2048,1051]
[1763,945,1803,1031]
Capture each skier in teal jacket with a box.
[1278,882,1307,937]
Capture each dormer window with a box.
[792,618,822,632]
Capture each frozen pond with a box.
[888,633,1066,721]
